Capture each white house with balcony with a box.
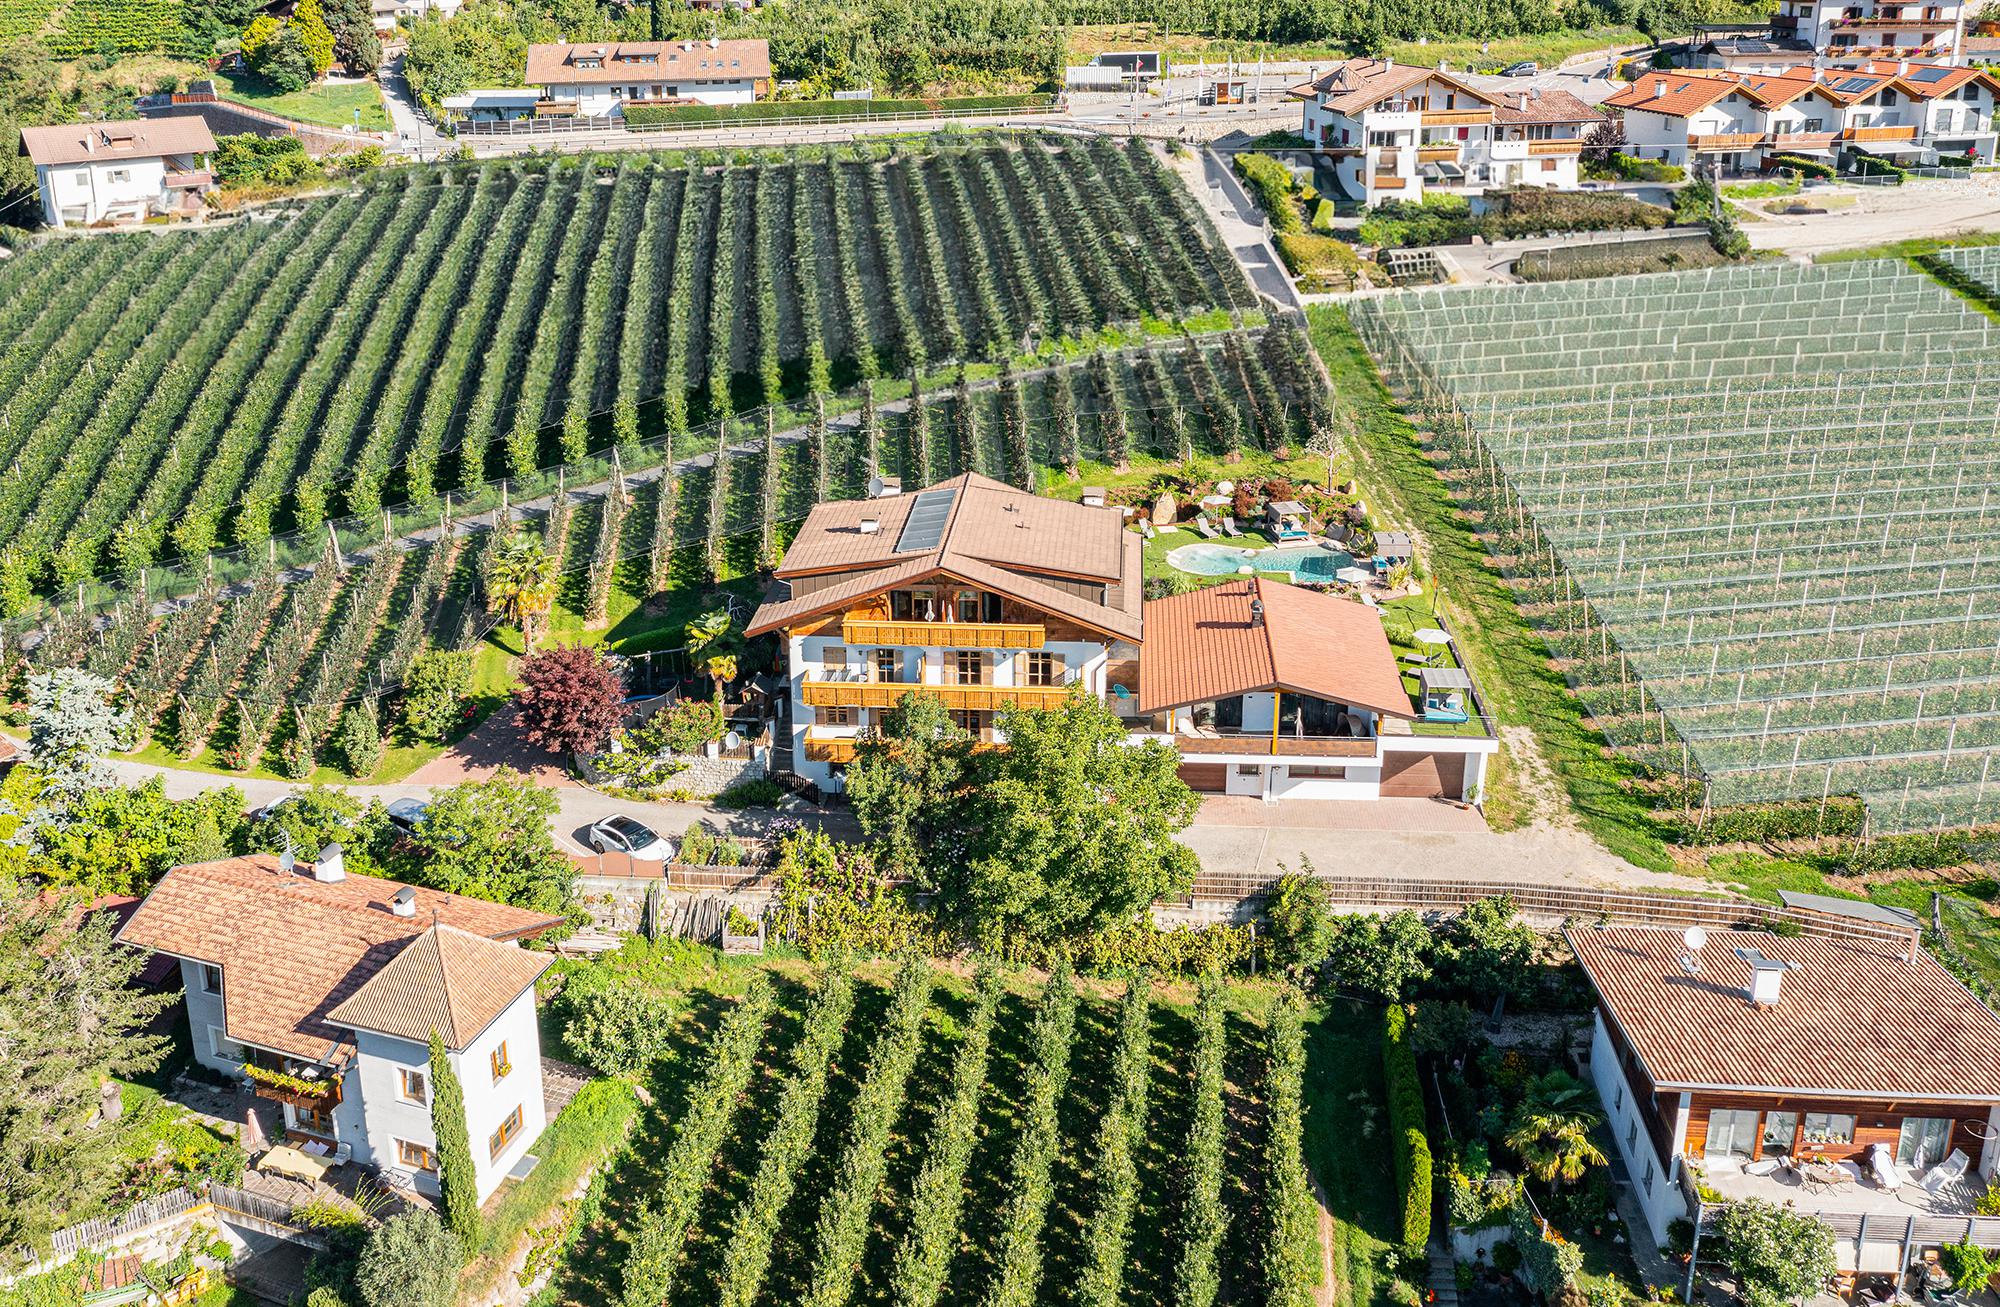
[523,38,769,118]
[1770,0,1964,60]
[118,851,560,1203]
[20,117,215,229]
[1290,59,1602,202]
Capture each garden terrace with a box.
[0,133,1251,604]
[1354,259,2000,833]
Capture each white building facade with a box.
[523,39,770,118]
[21,118,215,229]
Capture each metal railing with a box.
[623,100,1060,135]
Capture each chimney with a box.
[1653,81,1667,99]
[858,517,881,535]
[1734,946,1799,1007]
[312,844,346,883]
[391,885,417,918]
[1249,597,1266,628]
[1899,58,1910,73]
[1383,56,1395,71]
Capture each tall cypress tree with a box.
[429,1030,481,1245]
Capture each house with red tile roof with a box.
[523,38,769,118]
[117,850,561,1202]
[1570,923,2000,1272]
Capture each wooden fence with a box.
[45,1187,203,1262]
[567,851,779,890]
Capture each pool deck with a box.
[1163,536,1357,578]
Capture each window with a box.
[1023,652,1060,687]
[490,1105,524,1160]
[1897,1117,1953,1169]
[821,645,846,671]
[491,1042,511,1085]
[396,1138,436,1171]
[890,590,913,620]
[819,706,854,726]
[1763,1111,1798,1156]
[1803,116,1824,131]
[293,1103,335,1137]
[954,590,980,622]
[106,168,129,183]
[399,1067,429,1106]
[1705,1108,1759,1160]
[209,1026,244,1063]
[951,651,983,685]
[1802,1112,1857,1146]
[1287,765,1346,778]
[950,710,984,735]
[1642,1158,1654,1194]
[1541,159,1558,172]
[1613,1083,1624,1113]
[1626,1119,1638,1151]
[201,964,222,994]
[1236,764,1262,777]
[874,648,899,682]
[982,592,1003,623]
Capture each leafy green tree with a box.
[292,0,336,74]
[427,1033,481,1247]
[1262,868,1333,977]
[27,668,129,804]
[393,769,574,918]
[400,650,476,743]
[335,700,383,778]
[1324,910,1434,1002]
[0,875,172,1257]
[246,785,393,875]
[845,692,973,879]
[1502,1070,1607,1186]
[357,1207,462,1307]
[559,977,681,1075]
[1436,895,1537,1002]
[319,0,381,72]
[515,644,624,757]
[249,21,314,92]
[0,772,247,896]
[1710,1198,1836,1307]
[485,533,558,651]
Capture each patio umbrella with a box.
[242,1103,268,1154]
[1335,567,1372,584]
[1414,628,1450,645]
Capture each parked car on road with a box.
[386,798,430,835]
[587,814,672,861]
[1502,61,1539,76]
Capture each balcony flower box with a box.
[243,1063,341,1109]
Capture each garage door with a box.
[1379,751,1465,799]
[1177,763,1227,793]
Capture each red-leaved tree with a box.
[514,645,625,758]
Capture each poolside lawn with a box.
[210,69,391,131]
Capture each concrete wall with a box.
[38,156,169,227]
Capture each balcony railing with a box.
[803,729,860,763]
[1834,14,1949,25]
[800,679,1075,711]
[1770,130,1839,149]
[1416,144,1461,162]
[163,170,212,189]
[1691,132,1767,150]
[1419,109,1492,126]
[1841,123,1918,141]
[1165,730,1380,758]
[1526,139,1583,156]
[841,618,1045,649]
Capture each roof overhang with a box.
[747,561,1135,643]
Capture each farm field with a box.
[537,955,1322,1307]
[0,134,1250,606]
[8,327,1317,770]
[1355,258,2000,834]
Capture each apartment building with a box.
[21,117,214,229]
[746,473,1142,795]
[1292,58,1603,202]
[1605,62,1996,168]
[1770,0,1965,60]
[523,38,770,117]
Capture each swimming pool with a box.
[1167,542,1357,581]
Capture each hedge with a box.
[624,94,1048,127]
[1604,152,1686,183]
[1767,152,1836,180]
[1849,150,1909,182]
[1233,151,1305,235]
[1383,1004,1432,1257]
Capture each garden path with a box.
[403,703,574,788]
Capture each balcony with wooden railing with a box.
[1769,130,1838,150]
[1525,139,1584,155]
[1834,13,1949,26]
[1841,122,1918,141]
[800,677,1074,712]
[1416,143,1461,163]
[1419,109,1492,126]
[840,617,1045,649]
[1690,132,1767,151]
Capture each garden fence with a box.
[43,1186,203,1263]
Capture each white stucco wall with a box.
[38,156,169,229]
[1590,1011,1688,1245]
[540,78,758,116]
[180,958,240,1077]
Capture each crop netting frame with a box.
[1354,260,2000,835]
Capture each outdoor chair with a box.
[1222,516,1242,536]
[1864,1143,1899,1191]
[1195,515,1219,539]
[1920,1150,1970,1197]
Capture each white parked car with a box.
[587,814,673,861]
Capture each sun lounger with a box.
[1139,519,1156,539]
[1222,516,1242,537]
[1195,515,1219,539]
[1920,1149,1970,1196]
[1865,1143,1900,1191]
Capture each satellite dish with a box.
[1680,954,1702,975]
[1683,925,1709,952]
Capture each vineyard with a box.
[0,0,190,50]
[550,961,1319,1307]
[7,324,1316,751]
[1355,258,2000,834]
[0,134,1251,608]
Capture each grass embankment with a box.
[1064,22,1658,74]
[1815,230,2000,264]
[1305,999,1403,1307]
[1307,304,1669,868]
[210,69,391,130]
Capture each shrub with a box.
[559,977,683,1075]
[1262,870,1333,975]
[658,697,725,755]
[334,700,381,778]
[1605,152,1685,182]
[1767,153,1835,180]
[715,777,785,809]
[1358,194,1476,248]
[356,1210,461,1307]
[1233,152,1304,235]
[1849,151,1909,182]
[1506,1194,1582,1295]
[1383,1004,1433,1256]
[515,644,625,757]
[1310,198,1336,232]
[400,650,474,743]
[1273,232,1374,291]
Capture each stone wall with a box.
[578,749,766,799]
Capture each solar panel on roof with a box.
[1907,66,1952,81]
[895,488,956,552]
[1833,76,1878,91]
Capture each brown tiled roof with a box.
[746,473,1142,641]
[1857,59,2000,97]
[326,923,551,1049]
[525,39,770,86]
[20,117,214,167]
[1288,58,1493,114]
[1138,578,1414,718]
[1569,927,2000,1101]
[117,855,562,1063]
[1603,71,1746,117]
[1491,88,1606,124]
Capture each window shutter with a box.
[1048,652,1065,683]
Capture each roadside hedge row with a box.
[1233,151,1306,235]
[1383,1003,1432,1257]
[1657,795,1868,844]
[1767,152,1836,180]
[1601,152,1685,183]
[624,94,1048,127]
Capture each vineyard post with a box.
[326,524,343,571]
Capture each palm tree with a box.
[1503,1071,1608,1186]
[705,652,738,705]
[486,533,558,651]
[685,609,731,659]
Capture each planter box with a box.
[722,919,766,955]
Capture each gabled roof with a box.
[327,923,551,1049]
[525,39,770,86]
[1490,88,1606,125]
[20,117,215,167]
[1137,577,1414,718]
[1568,926,2000,1102]
[1604,71,1756,116]
[1289,58,1494,114]
[117,855,561,1063]
[1856,59,2000,98]
[746,474,1142,641]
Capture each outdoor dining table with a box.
[1800,1160,1853,1193]
[258,1144,334,1185]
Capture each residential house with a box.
[20,118,215,229]
[523,38,770,117]
[1135,578,1496,801]
[1291,59,1602,202]
[1769,0,1965,60]
[1572,924,2000,1272]
[745,473,1143,795]
[1602,65,1985,170]
[117,851,560,1202]
[372,0,463,32]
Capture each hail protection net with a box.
[1354,259,2000,834]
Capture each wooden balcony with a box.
[1770,131,1838,150]
[1420,109,1492,126]
[1841,123,1918,141]
[535,98,580,116]
[841,618,1045,649]
[800,680,1074,711]
[803,730,859,764]
[1526,139,1584,156]
[1836,14,1949,26]
[1416,144,1461,163]
[1172,733,1380,758]
[1372,175,1408,190]
[1691,132,1767,151]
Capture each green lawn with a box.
[1815,231,2000,264]
[1304,999,1412,1307]
[1308,304,1669,866]
[210,69,390,131]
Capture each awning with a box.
[1419,161,1466,180]
[1855,140,1927,156]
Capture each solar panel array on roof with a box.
[895,488,956,553]
[1834,76,1879,92]
[1907,66,1953,81]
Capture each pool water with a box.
[1167,542,1357,580]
